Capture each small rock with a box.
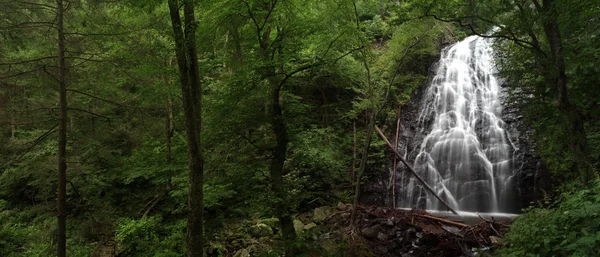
[341,213,351,219]
[361,227,378,239]
[489,236,503,245]
[386,218,394,226]
[250,223,273,237]
[377,232,390,241]
[376,245,389,253]
[337,202,347,211]
[293,219,304,232]
[304,222,317,230]
[233,248,250,257]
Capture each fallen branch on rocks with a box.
[416,214,468,228]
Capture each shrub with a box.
[495,180,600,257]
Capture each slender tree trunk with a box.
[168,0,204,256]
[166,95,174,162]
[351,121,356,183]
[268,77,296,251]
[392,107,401,209]
[537,0,594,181]
[10,110,15,138]
[256,6,297,250]
[56,0,67,256]
[351,111,375,227]
[230,17,243,69]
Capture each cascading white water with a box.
[397,36,518,213]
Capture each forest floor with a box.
[222,204,512,257]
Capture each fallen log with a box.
[375,126,460,215]
[416,214,468,228]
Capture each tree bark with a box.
[351,111,375,227]
[10,110,15,138]
[351,121,356,182]
[56,0,67,256]
[392,107,401,209]
[537,0,594,182]
[268,77,296,249]
[166,95,174,162]
[249,1,297,251]
[168,0,204,256]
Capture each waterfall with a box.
[397,36,519,213]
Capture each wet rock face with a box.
[498,82,549,211]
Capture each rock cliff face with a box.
[360,54,548,213]
[498,82,549,212]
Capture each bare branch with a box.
[0,22,57,30]
[0,56,57,66]
[0,123,58,170]
[241,0,263,44]
[67,107,113,120]
[0,1,56,10]
[0,119,55,126]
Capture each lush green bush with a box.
[496,180,600,257]
[115,216,185,257]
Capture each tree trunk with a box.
[166,95,174,162]
[538,0,594,182]
[351,111,375,227]
[168,0,204,256]
[256,4,297,250]
[56,0,67,256]
[269,78,296,250]
[392,107,401,209]
[10,110,15,138]
[351,121,356,182]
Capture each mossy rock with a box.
[259,218,279,232]
[303,222,317,230]
[293,219,305,233]
[233,248,250,257]
[313,206,334,223]
[249,223,273,237]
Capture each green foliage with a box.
[496,180,600,257]
[116,216,185,257]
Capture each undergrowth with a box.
[496,180,600,257]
